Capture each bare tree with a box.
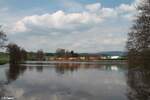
[7,43,21,64]
[7,43,27,64]
[0,26,7,48]
[127,0,150,67]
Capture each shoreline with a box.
[1,60,128,65]
[23,60,127,65]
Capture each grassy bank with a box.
[0,52,9,65]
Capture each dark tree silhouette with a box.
[7,43,27,64]
[127,0,150,68]
[6,64,27,83]
[20,48,27,61]
[27,52,37,60]
[36,50,45,61]
[7,43,21,64]
[56,48,66,57]
[0,26,7,48]
[127,1,150,97]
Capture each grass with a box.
[0,52,9,65]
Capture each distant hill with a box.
[78,51,127,57]
[97,51,127,56]
[44,51,127,57]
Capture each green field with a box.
[0,52,9,65]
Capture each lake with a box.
[0,61,149,100]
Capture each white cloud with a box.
[100,8,117,18]
[85,3,101,12]
[11,1,139,34]
[12,21,28,33]
[10,10,103,34]
[117,4,136,13]
[7,0,138,52]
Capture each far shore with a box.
[23,59,127,65]
[0,59,128,65]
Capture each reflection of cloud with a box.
[11,88,24,98]
[3,85,25,99]
[111,66,118,71]
[1,63,127,100]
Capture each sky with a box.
[0,0,140,53]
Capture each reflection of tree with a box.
[0,63,27,99]
[127,68,150,100]
[54,63,124,74]
[6,64,27,83]
[36,65,43,72]
[55,63,80,74]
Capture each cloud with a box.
[100,8,117,18]
[9,22,128,52]
[117,4,136,13]
[9,8,122,34]
[85,3,101,12]
[7,0,138,52]
[12,21,28,33]
[10,10,103,34]
[10,1,138,34]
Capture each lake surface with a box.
[0,61,149,100]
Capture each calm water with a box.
[0,61,148,100]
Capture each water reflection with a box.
[6,64,27,83]
[55,63,126,75]
[55,63,80,74]
[127,50,150,99]
[0,85,7,99]
[21,62,126,75]
[0,62,127,100]
[127,62,150,100]
[36,65,43,72]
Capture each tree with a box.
[20,48,27,61]
[127,0,150,67]
[7,43,21,64]
[36,50,45,61]
[7,43,27,64]
[0,26,7,48]
[56,48,66,57]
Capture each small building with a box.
[80,56,86,60]
[88,56,101,61]
[110,56,120,59]
[48,57,55,60]
[68,57,78,61]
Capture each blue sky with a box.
[0,0,138,52]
